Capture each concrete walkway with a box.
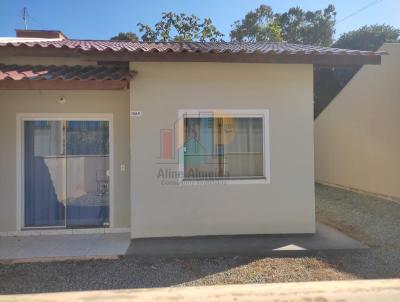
[127,223,367,256]
[0,223,365,262]
[0,232,130,262]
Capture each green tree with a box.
[333,24,399,51]
[230,4,336,46]
[230,5,282,42]
[278,5,336,46]
[137,12,224,42]
[267,20,283,43]
[110,32,138,41]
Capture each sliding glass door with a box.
[24,119,110,228]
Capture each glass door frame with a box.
[16,113,114,230]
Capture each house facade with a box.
[315,43,399,200]
[0,30,382,238]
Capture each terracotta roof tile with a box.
[0,64,133,81]
[0,40,384,57]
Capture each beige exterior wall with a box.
[0,55,316,236]
[315,43,400,199]
[130,62,315,238]
[0,90,131,232]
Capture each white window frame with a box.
[178,109,270,185]
[16,113,114,231]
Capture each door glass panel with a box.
[24,121,66,227]
[66,121,110,227]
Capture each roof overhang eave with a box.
[0,46,383,65]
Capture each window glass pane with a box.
[223,118,263,177]
[184,118,220,178]
[183,116,264,179]
[66,121,109,155]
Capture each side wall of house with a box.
[130,62,315,238]
[0,89,131,232]
[315,43,400,199]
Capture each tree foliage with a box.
[333,24,399,51]
[230,4,336,46]
[279,5,336,46]
[110,32,138,41]
[230,5,282,42]
[137,12,224,42]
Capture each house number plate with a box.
[130,111,143,117]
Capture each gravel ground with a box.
[0,183,399,294]
[314,183,400,280]
[316,183,400,247]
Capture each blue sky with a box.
[0,0,399,41]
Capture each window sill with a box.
[180,177,269,185]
